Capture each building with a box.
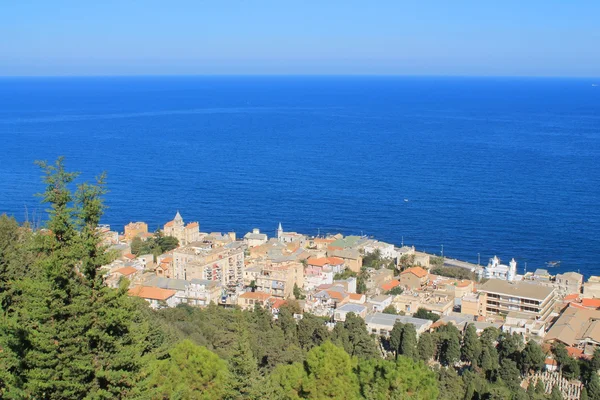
[365,313,433,336]
[369,295,393,312]
[363,240,398,259]
[244,228,268,248]
[277,223,306,245]
[399,267,429,289]
[124,221,149,241]
[255,261,304,298]
[555,272,584,295]
[163,212,200,246]
[128,286,177,309]
[237,291,271,310]
[173,243,245,288]
[545,304,600,352]
[143,276,222,307]
[584,276,600,298]
[306,257,345,274]
[461,294,485,316]
[478,279,556,322]
[478,256,517,281]
[329,249,363,273]
[333,303,368,322]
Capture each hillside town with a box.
[100,212,598,398]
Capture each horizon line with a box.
[1,73,599,80]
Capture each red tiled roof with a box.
[186,222,199,229]
[401,266,428,278]
[381,280,401,291]
[327,257,344,265]
[348,293,365,301]
[326,290,347,301]
[115,266,137,276]
[239,291,271,301]
[123,253,136,260]
[545,358,558,366]
[566,346,584,358]
[128,286,176,301]
[582,298,600,309]
[307,257,329,267]
[563,294,579,301]
[164,221,174,228]
[270,298,287,309]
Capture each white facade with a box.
[478,256,517,281]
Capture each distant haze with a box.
[1,1,600,77]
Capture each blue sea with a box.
[0,76,599,276]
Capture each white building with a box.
[244,228,268,248]
[478,256,517,281]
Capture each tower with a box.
[174,211,184,227]
[277,222,283,240]
[508,258,517,281]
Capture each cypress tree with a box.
[461,323,481,365]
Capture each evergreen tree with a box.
[145,340,230,400]
[520,340,545,375]
[389,321,404,359]
[416,332,435,362]
[550,384,563,400]
[461,323,481,365]
[229,327,261,399]
[399,323,417,359]
[335,313,379,359]
[581,387,589,400]
[498,358,521,391]
[589,373,600,400]
[551,342,570,372]
[437,367,464,400]
[436,324,461,366]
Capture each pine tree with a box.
[461,323,481,365]
[399,323,417,359]
[417,331,435,362]
[520,340,545,375]
[550,384,563,400]
[389,321,404,359]
[589,373,600,400]
[229,327,261,399]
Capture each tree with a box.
[356,356,439,400]
[399,323,417,359]
[581,387,589,400]
[385,286,403,295]
[436,324,461,366]
[479,342,499,375]
[551,342,570,372]
[229,328,261,399]
[145,340,230,399]
[382,305,397,315]
[520,340,545,375]
[498,358,521,391]
[590,374,600,400]
[297,314,329,350]
[550,384,564,400]
[592,347,600,372]
[461,323,481,365]
[417,332,435,362]
[293,283,305,300]
[436,367,464,400]
[334,313,379,359]
[497,332,523,362]
[389,321,405,359]
[413,308,440,322]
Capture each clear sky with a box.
[1,0,599,76]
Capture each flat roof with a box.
[478,279,554,301]
[365,313,432,329]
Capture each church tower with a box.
[277,222,283,240]
[508,258,517,281]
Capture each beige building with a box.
[237,291,271,310]
[124,221,148,241]
[329,249,363,273]
[255,261,304,298]
[478,279,556,322]
[399,267,429,289]
[555,272,583,295]
[173,243,245,289]
[163,212,200,246]
[243,228,268,248]
[545,304,600,350]
[461,294,485,316]
[583,276,600,298]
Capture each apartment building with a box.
[478,279,556,321]
[173,243,245,288]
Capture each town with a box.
[101,212,598,399]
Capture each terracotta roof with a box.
[123,253,136,260]
[545,358,558,366]
[307,257,329,267]
[128,286,176,300]
[381,280,401,291]
[325,290,347,301]
[164,221,174,228]
[566,346,584,358]
[161,256,173,263]
[186,222,199,229]
[401,266,428,278]
[314,238,335,243]
[115,266,138,276]
[239,291,271,301]
[270,298,287,309]
[348,293,363,299]
[582,298,600,309]
[563,294,579,301]
[456,280,473,288]
[327,257,344,265]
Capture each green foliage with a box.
[385,286,403,296]
[334,269,358,280]
[436,367,464,400]
[550,384,563,400]
[416,332,435,362]
[293,283,305,300]
[357,356,439,400]
[144,339,230,400]
[333,313,379,359]
[363,249,395,270]
[434,324,461,367]
[461,323,481,365]
[590,374,600,400]
[130,232,179,257]
[430,256,445,268]
[398,254,415,270]
[430,266,476,280]
[382,305,397,315]
[520,340,545,375]
[413,307,440,322]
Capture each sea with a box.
[0,76,599,276]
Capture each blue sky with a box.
[1,1,599,76]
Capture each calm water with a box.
[0,76,599,276]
